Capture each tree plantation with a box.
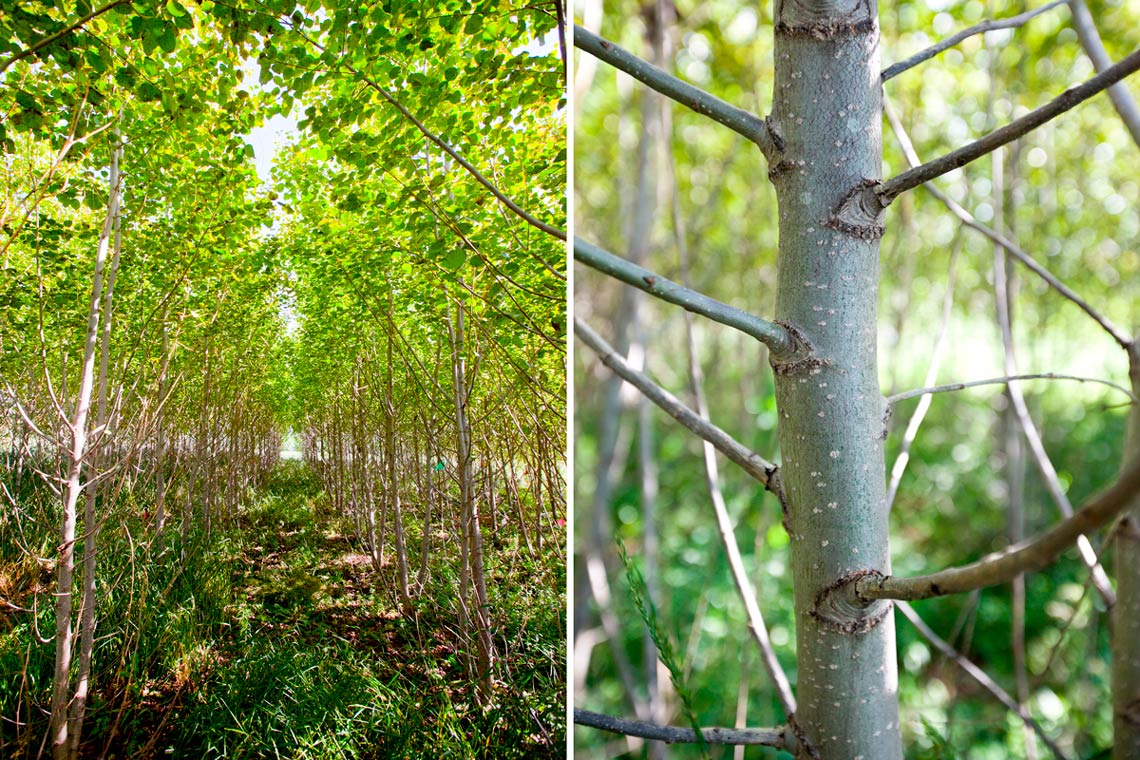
[0,2,566,758]
[573,0,1140,758]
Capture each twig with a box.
[575,237,794,357]
[886,373,1137,406]
[573,26,780,160]
[574,709,793,749]
[855,459,1140,601]
[896,603,1073,760]
[575,317,778,489]
[883,95,1133,349]
[882,0,1067,81]
[878,45,1140,206]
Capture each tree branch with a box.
[896,603,1073,760]
[573,26,780,160]
[883,95,1133,349]
[855,459,1140,602]
[1068,0,1140,148]
[0,0,131,74]
[292,29,565,241]
[575,237,795,357]
[574,709,793,748]
[882,0,1066,82]
[877,45,1140,206]
[574,317,778,489]
[886,373,1137,405]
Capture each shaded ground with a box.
[0,465,564,760]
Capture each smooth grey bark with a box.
[767,0,901,757]
[49,135,122,760]
[1113,342,1140,759]
[386,286,412,615]
[69,135,124,758]
[448,299,493,703]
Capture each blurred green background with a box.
[572,0,1140,757]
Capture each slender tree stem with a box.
[575,237,794,357]
[572,26,780,160]
[887,373,1137,405]
[878,45,1140,206]
[855,460,1140,602]
[881,0,1066,81]
[574,317,779,489]
[573,709,793,748]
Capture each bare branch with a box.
[887,232,960,510]
[882,0,1067,82]
[574,317,778,488]
[675,236,798,720]
[991,231,1116,607]
[1068,0,1140,147]
[896,603,1073,760]
[886,373,1137,406]
[883,96,1133,349]
[573,26,781,160]
[574,709,793,749]
[855,459,1140,602]
[0,0,131,74]
[575,237,795,357]
[878,45,1140,206]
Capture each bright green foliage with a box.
[1,0,564,756]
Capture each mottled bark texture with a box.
[768,0,902,757]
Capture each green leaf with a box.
[443,249,466,270]
[158,26,177,53]
[166,0,187,16]
[136,81,162,102]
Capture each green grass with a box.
[0,461,565,759]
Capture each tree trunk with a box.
[387,286,412,614]
[49,133,122,760]
[69,134,124,757]
[768,1,902,756]
[1113,341,1140,759]
[449,298,493,703]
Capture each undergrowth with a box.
[0,460,564,759]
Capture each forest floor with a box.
[1,464,564,760]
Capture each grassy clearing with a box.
[0,462,564,759]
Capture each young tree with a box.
[574,1,1140,757]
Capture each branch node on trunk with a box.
[775,0,876,39]
[1118,515,1140,542]
[826,179,885,240]
[811,568,892,634]
[765,116,787,153]
[766,466,796,536]
[769,320,828,376]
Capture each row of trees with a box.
[2,1,566,756]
